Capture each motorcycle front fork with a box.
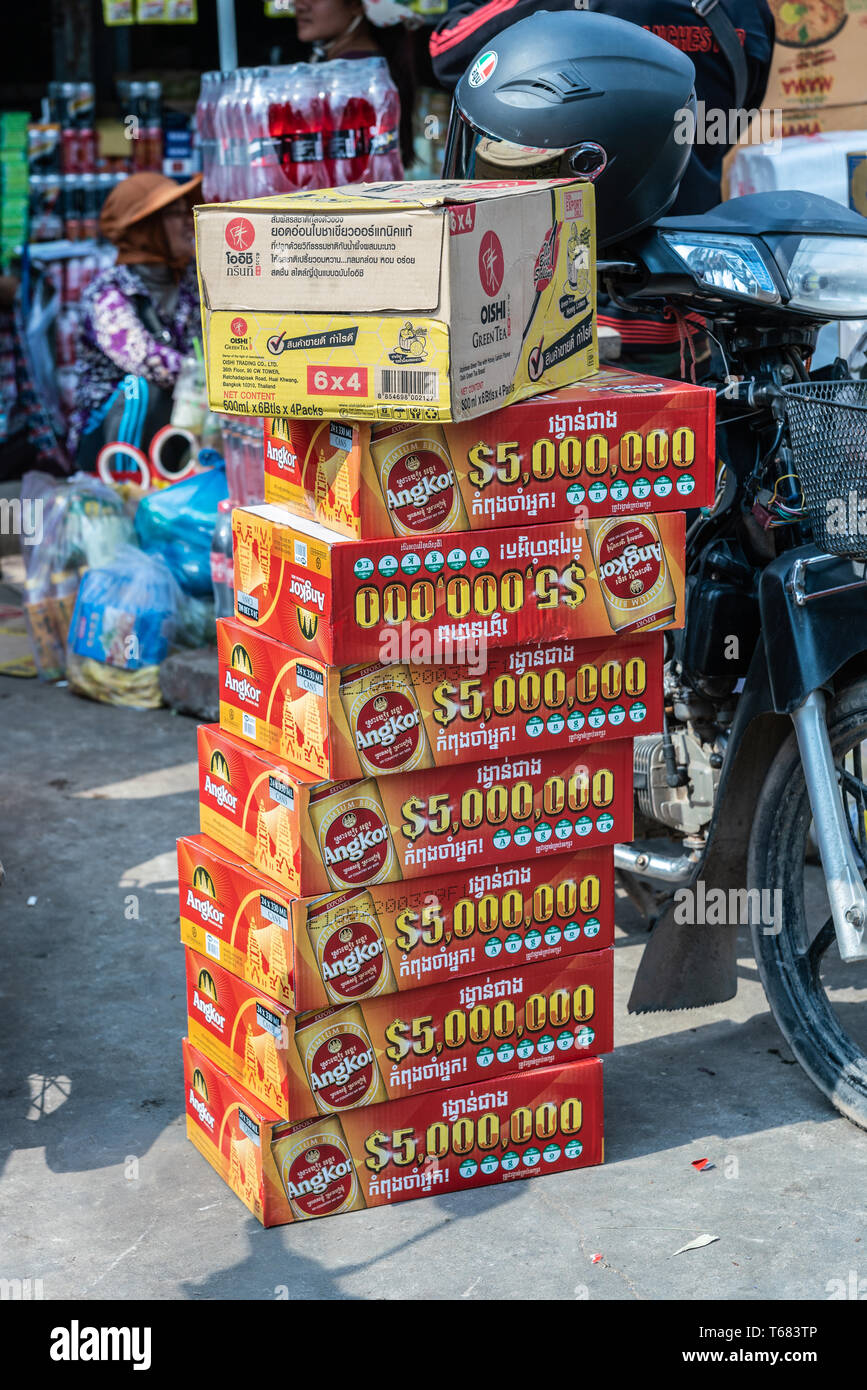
[791,689,867,962]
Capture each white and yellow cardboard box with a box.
[195,179,597,423]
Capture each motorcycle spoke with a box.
[838,759,867,868]
[851,744,867,861]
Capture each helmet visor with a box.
[443,100,607,183]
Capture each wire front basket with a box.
[781,380,867,557]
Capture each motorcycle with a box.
[441,5,867,1125]
[602,191,867,1128]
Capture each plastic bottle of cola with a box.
[366,55,403,182]
[246,66,280,198]
[282,64,327,191]
[212,70,237,202]
[324,60,374,186]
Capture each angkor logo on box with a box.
[230,643,254,675]
[192,865,217,898]
[209,749,231,782]
[197,968,218,1001]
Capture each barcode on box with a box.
[242,712,256,739]
[205,932,220,959]
[377,368,439,402]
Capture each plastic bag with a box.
[66,545,186,709]
[20,470,135,680]
[134,460,228,595]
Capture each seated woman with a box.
[69,171,202,467]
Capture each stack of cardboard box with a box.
[178,180,715,1226]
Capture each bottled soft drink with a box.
[323,60,374,186]
[277,65,326,191]
[213,70,239,202]
[245,66,281,198]
[196,71,220,199]
[232,69,256,199]
[366,56,403,182]
[210,498,235,620]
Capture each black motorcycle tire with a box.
[748,676,867,1129]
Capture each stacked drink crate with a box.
[178,179,714,1226]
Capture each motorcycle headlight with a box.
[662,232,781,303]
[779,236,867,317]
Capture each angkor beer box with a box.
[197,721,633,897]
[232,505,686,664]
[178,831,614,1013]
[218,615,663,780]
[262,368,715,538]
[183,1037,603,1226]
[185,943,612,1122]
[195,180,596,423]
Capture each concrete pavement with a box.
[1,675,866,1301]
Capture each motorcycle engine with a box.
[634,684,727,835]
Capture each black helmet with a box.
[443,9,696,247]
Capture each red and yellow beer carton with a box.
[185,943,612,1121]
[195,180,596,424]
[197,722,633,898]
[231,504,686,664]
[183,1036,604,1226]
[218,616,662,780]
[178,834,296,1009]
[179,833,614,1013]
[262,367,715,538]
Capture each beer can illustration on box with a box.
[271,1115,366,1221]
[308,778,397,890]
[371,422,469,535]
[307,888,397,1004]
[296,1004,388,1114]
[339,662,433,777]
[587,515,677,634]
